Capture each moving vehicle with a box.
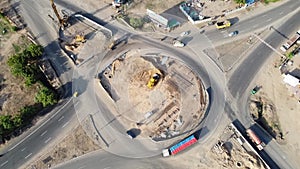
[173,40,185,47]
[246,129,264,150]
[228,30,239,37]
[215,20,231,29]
[162,135,197,157]
[112,0,127,8]
[280,29,300,52]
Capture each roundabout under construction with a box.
[98,49,209,141]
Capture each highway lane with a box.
[0,0,78,169]
[226,10,300,169]
[228,10,300,100]
[205,0,300,44]
[0,100,76,169]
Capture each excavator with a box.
[147,73,161,89]
[50,0,69,29]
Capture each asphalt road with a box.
[205,0,300,44]
[53,150,173,169]
[226,10,300,169]
[1,0,299,169]
[0,100,76,169]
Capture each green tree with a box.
[129,17,143,29]
[26,44,43,58]
[13,114,23,127]
[35,87,57,107]
[0,115,14,131]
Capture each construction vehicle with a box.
[162,135,198,157]
[147,73,160,89]
[75,34,86,43]
[50,0,69,29]
[112,0,127,8]
[280,29,300,52]
[246,129,265,151]
[215,20,231,29]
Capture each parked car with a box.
[228,30,239,37]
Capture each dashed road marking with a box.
[262,14,267,17]
[267,18,272,22]
[21,147,26,151]
[40,130,47,136]
[44,137,51,144]
[62,121,69,128]
[252,24,258,28]
[78,166,86,169]
[0,161,8,167]
[58,116,64,121]
[279,11,284,15]
[24,153,32,159]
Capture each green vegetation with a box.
[234,0,246,4]
[129,17,144,29]
[286,52,294,59]
[35,87,57,107]
[1,43,58,142]
[7,44,43,86]
[262,0,280,4]
[0,12,17,35]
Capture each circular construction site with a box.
[98,49,208,140]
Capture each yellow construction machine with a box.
[147,73,161,89]
[75,34,86,43]
[50,0,69,29]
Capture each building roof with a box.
[283,74,300,87]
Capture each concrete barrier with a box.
[74,14,112,37]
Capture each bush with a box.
[234,0,246,4]
[129,17,143,29]
[35,87,57,107]
[7,44,43,86]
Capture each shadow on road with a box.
[72,76,88,97]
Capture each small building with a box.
[282,73,300,100]
[146,9,180,31]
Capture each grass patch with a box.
[262,0,280,4]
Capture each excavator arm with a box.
[50,0,67,27]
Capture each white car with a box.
[173,40,185,47]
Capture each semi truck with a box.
[246,129,264,151]
[215,20,231,29]
[280,29,300,52]
[162,135,197,157]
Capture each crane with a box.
[50,0,68,29]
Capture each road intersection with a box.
[0,0,299,169]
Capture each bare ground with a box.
[27,124,100,169]
[251,51,300,166]
[0,30,40,116]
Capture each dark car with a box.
[228,30,239,37]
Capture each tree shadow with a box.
[289,68,300,78]
[72,75,88,97]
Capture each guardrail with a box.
[74,14,112,37]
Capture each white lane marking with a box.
[279,11,284,15]
[8,99,73,151]
[21,147,26,151]
[0,161,8,167]
[62,121,69,128]
[103,167,111,169]
[262,14,267,17]
[267,18,272,22]
[24,153,32,159]
[44,137,52,143]
[78,166,86,169]
[40,130,47,136]
[252,24,258,28]
[58,116,64,121]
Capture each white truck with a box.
[280,29,300,52]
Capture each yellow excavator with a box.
[147,73,161,89]
[50,0,69,29]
